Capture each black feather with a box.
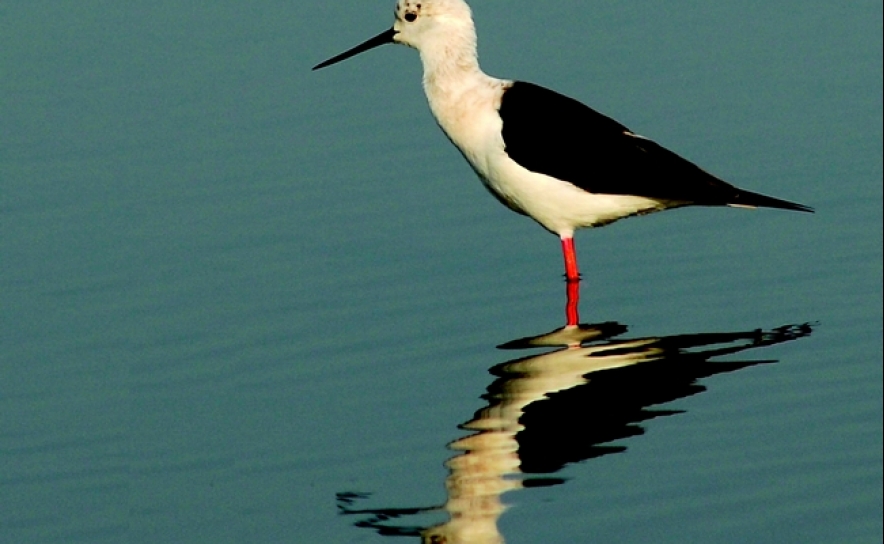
[499,81,812,212]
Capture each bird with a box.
[313,0,812,282]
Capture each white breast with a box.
[425,74,666,236]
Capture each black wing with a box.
[499,82,811,211]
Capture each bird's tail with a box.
[728,189,814,213]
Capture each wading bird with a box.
[313,0,812,282]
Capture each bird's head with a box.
[393,0,474,49]
[313,0,476,70]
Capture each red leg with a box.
[561,237,580,282]
[565,277,580,326]
[561,237,581,326]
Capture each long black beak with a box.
[312,28,397,70]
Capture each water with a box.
[1,1,881,543]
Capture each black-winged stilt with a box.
[313,0,812,283]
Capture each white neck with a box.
[421,27,487,97]
[418,23,504,127]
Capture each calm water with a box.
[2,1,881,543]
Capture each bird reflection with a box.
[337,284,812,543]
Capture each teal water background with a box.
[2,1,881,542]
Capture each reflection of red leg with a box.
[565,277,580,326]
[561,237,580,282]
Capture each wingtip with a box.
[730,190,814,214]
[782,201,815,213]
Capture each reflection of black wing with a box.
[336,323,812,537]
[499,82,812,211]
[516,355,758,473]
[513,325,812,474]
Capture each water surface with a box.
[1,1,881,543]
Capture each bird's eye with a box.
[404,12,417,22]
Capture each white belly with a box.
[478,151,669,236]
